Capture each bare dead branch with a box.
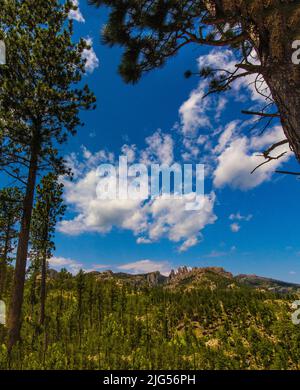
[241,110,280,118]
[251,152,287,174]
[262,140,289,158]
[276,170,300,176]
[184,30,248,48]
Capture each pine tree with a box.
[0,187,22,296]
[90,0,300,164]
[0,0,96,349]
[76,270,85,347]
[30,173,66,326]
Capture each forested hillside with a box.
[0,267,299,370]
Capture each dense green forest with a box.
[0,266,300,369]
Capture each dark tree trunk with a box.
[39,252,47,326]
[7,133,40,351]
[0,227,10,296]
[39,199,50,327]
[264,64,300,161]
[218,0,300,160]
[29,271,37,319]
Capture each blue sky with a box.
[49,1,300,282]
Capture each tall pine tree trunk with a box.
[29,271,37,319]
[39,200,50,327]
[0,227,10,296]
[7,133,40,351]
[39,251,47,326]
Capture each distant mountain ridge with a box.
[50,266,300,293]
[235,273,300,293]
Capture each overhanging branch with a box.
[241,110,280,118]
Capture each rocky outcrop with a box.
[167,266,233,287]
[82,267,300,293]
[146,271,167,286]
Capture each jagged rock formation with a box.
[166,266,234,290]
[146,271,166,286]
[48,266,300,293]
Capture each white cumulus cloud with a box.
[117,259,172,276]
[82,38,99,74]
[49,256,83,274]
[213,126,291,190]
[141,130,174,165]
[58,136,217,252]
[69,0,85,23]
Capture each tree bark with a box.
[0,226,10,296]
[29,271,37,319]
[264,64,300,161]
[218,0,300,160]
[7,132,40,351]
[39,199,50,327]
[39,252,47,326]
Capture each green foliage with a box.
[0,271,299,369]
[28,173,66,326]
[89,0,247,83]
[0,0,96,177]
[30,173,65,263]
[0,0,96,349]
[0,187,22,260]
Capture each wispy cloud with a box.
[49,257,172,277]
[82,38,99,74]
[68,0,85,23]
[49,256,83,274]
[230,223,241,233]
[229,212,253,222]
[204,250,228,258]
[178,237,198,253]
[204,246,236,258]
[117,260,172,276]
[49,256,109,274]
[229,212,252,233]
